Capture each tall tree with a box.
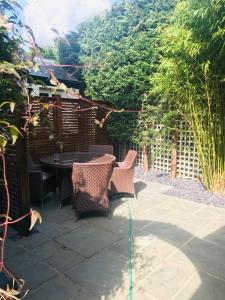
[57,31,80,66]
[40,45,57,61]
[79,0,175,169]
[40,32,83,90]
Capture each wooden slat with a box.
[27,97,110,160]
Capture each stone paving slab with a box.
[173,272,225,300]
[18,231,50,249]
[47,247,84,273]
[4,239,25,259]
[132,238,178,281]
[140,258,195,300]
[56,223,121,258]
[66,248,129,299]
[4,178,225,299]
[6,251,38,275]
[132,288,156,300]
[141,221,192,247]
[26,275,81,300]
[29,240,64,262]
[173,237,225,281]
[69,291,98,300]
[18,262,58,290]
[36,222,72,239]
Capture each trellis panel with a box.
[115,121,202,180]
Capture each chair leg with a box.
[74,211,79,222]
[107,209,112,220]
[132,184,137,199]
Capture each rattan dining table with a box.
[40,152,116,207]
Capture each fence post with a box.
[143,145,149,173]
[169,133,177,179]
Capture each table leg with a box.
[58,169,73,207]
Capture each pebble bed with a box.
[135,166,225,208]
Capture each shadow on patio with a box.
[5,180,225,300]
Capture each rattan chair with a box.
[88,144,114,155]
[72,161,113,219]
[27,153,56,207]
[109,150,137,197]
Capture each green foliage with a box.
[79,0,175,141]
[152,0,225,192]
[0,0,30,151]
[132,95,157,147]
[56,32,80,66]
[54,31,83,89]
[40,45,58,61]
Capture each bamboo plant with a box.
[152,0,225,192]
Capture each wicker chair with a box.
[27,153,56,207]
[72,161,113,219]
[89,144,114,155]
[109,150,137,197]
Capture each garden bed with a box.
[135,166,225,208]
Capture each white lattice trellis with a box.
[115,121,202,180]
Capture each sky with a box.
[19,0,116,46]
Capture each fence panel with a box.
[27,97,110,159]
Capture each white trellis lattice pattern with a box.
[116,121,202,180]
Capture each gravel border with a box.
[135,166,225,208]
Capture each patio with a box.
[5,178,225,300]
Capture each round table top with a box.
[40,152,116,169]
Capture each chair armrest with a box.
[113,165,130,171]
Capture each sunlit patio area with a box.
[1,0,225,299]
[5,179,225,300]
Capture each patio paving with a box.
[5,178,225,300]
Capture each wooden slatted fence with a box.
[0,96,109,235]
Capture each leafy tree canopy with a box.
[79,0,175,141]
[41,32,83,91]
[40,45,57,61]
[0,0,26,107]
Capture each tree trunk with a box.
[169,134,177,179]
[143,145,149,174]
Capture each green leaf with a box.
[0,102,10,108]
[0,120,10,126]
[0,135,8,148]
[10,102,15,113]
[9,125,22,144]
[29,210,42,231]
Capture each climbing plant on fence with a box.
[0,1,42,298]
